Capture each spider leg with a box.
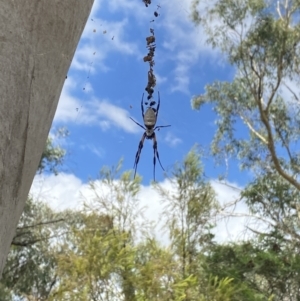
[156,91,161,118]
[130,117,146,130]
[152,132,165,181]
[141,93,145,119]
[154,93,171,131]
[133,132,146,178]
[154,125,171,130]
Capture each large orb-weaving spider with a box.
[130,92,170,181]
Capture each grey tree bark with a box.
[0,0,94,277]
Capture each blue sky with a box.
[30,0,258,242]
[51,0,247,184]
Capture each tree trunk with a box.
[0,0,94,277]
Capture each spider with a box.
[130,92,170,181]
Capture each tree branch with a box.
[239,113,268,144]
[16,218,65,230]
[248,46,300,190]
[258,95,300,190]
[11,231,70,247]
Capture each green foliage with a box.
[54,214,137,300]
[190,1,300,299]
[134,239,176,300]
[38,127,68,175]
[8,2,300,300]
[204,240,300,300]
[0,283,12,301]
[191,0,300,191]
[203,276,242,301]
[155,147,218,278]
[0,198,73,301]
[53,163,145,301]
[45,161,247,301]
[240,172,300,300]
[87,159,145,238]
[152,148,248,301]
[3,156,288,301]
[242,171,300,229]
[0,126,69,300]
[172,274,198,301]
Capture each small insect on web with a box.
[130,92,170,181]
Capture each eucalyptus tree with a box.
[241,173,300,300]
[52,161,241,301]
[0,0,94,277]
[38,128,69,175]
[191,0,300,299]
[155,148,217,278]
[203,241,277,301]
[54,212,135,301]
[53,164,146,301]
[154,148,220,300]
[191,0,300,187]
[0,199,75,301]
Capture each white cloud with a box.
[99,120,111,131]
[54,77,140,133]
[30,173,83,211]
[211,181,248,242]
[60,0,228,100]
[74,0,224,95]
[158,0,219,93]
[158,0,257,93]
[71,46,102,73]
[155,72,168,86]
[89,0,103,18]
[164,132,182,147]
[73,17,141,73]
[210,180,272,242]
[95,100,140,133]
[107,0,148,20]
[54,77,97,124]
[30,172,256,244]
[80,144,105,158]
[281,77,300,105]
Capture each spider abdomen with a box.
[144,108,157,128]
